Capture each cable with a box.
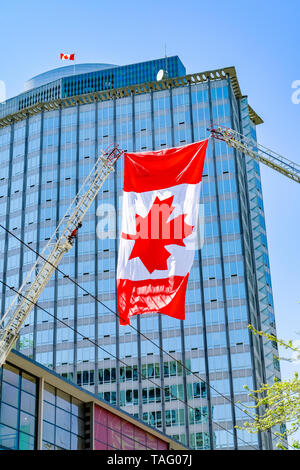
[0,277,258,451]
[0,224,286,449]
[0,223,284,448]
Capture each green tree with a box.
[237,326,300,450]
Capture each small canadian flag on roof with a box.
[60,53,75,61]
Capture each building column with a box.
[53,105,62,372]
[207,78,238,450]
[94,100,99,396]
[189,81,214,449]
[73,102,80,378]
[33,109,44,361]
[36,376,44,450]
[16,116,29,353]
[113,96,121,407]
[1,121,14,317]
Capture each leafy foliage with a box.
[237,326,300,450]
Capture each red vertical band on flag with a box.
[117,275,189,325]
[124,139,208,192]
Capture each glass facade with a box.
[0,58,280,450]
[0,364,37,450]
[62,56,186,98]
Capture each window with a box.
[165,409,185,427]
[42,383,84,450]
[189,406,208,424]
[142,411,162,428]
[0,364,37,450]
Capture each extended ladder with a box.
[1,126,299,368]
[0,145,123,367]
[209,125,300,184]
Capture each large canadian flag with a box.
[117,140,208,325]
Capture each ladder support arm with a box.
[0,145,123,367]
[209,125,300,184]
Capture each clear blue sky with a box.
[1,0,299,382]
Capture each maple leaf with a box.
[122,196,194,274]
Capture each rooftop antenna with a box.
[157,43,169,81]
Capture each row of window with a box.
[98,382,206,407]
[77,363,252,397]
[78,360,187,386]
[142,409,185,428]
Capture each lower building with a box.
[0,350,185,450]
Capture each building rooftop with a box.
[0,58,263,127]
[0,56,186,120]
[24,63,118,91]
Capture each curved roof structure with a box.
[24,63,118,91]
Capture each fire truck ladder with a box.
[0,145,123,367]
[0,126,298,368]
[209,125,300,184]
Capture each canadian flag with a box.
[60,53,75,61]
[117,140,208,325]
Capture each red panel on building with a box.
[94,405,168,450]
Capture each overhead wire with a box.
[0,276,259,450]
[0,222,283,449]
[1,223,289,449]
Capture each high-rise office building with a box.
[0,56,280,450]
